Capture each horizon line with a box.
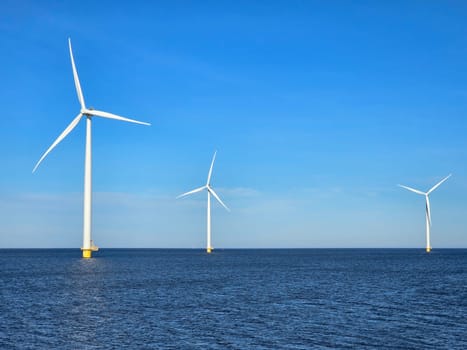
[1,247,466,250]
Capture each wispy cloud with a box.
[215,187,260,197]
[1,186,465,248]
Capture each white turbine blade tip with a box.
[206,151,217,185]
[428,174,452,194]
[32,113,83,174]
[398,184,425,195]
[209,187,230,212]
[32,158,45,173]
[426,197,432,227]
[90,109,150,126]
[68,39,85,109]
[177,186,206,199]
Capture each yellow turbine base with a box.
[207,247,212,254]
[81,249,92,259]
[426,247,431,253]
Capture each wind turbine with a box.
[398,174,451,253]
[33,38,150,258]
[177,151,230,253]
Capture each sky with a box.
[1,0,467,248]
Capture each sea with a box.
[0,249,466,349]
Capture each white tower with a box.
[33,39,150,258]
[398,174,451,253]
[177,151,230,253]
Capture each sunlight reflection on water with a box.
[1,249,466,349]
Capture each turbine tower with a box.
[398,174,451,253]
[177,151,230,253]
[33,39,150,258]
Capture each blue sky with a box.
[1,0,467,248]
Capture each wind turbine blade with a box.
[89,109,150,126]
[427,174,451,194]
[397,184,425,196]
[426,196,432,227]
[32,113,83,173]
[208,187,230,212]
[177,186,206,199]
[68,38,85,109]
[206,151,217,185]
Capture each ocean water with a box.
[0,249,466,349]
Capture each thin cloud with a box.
[215,187,260,197]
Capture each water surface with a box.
[1,249,466,349]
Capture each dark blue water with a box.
[0,249,466,349]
